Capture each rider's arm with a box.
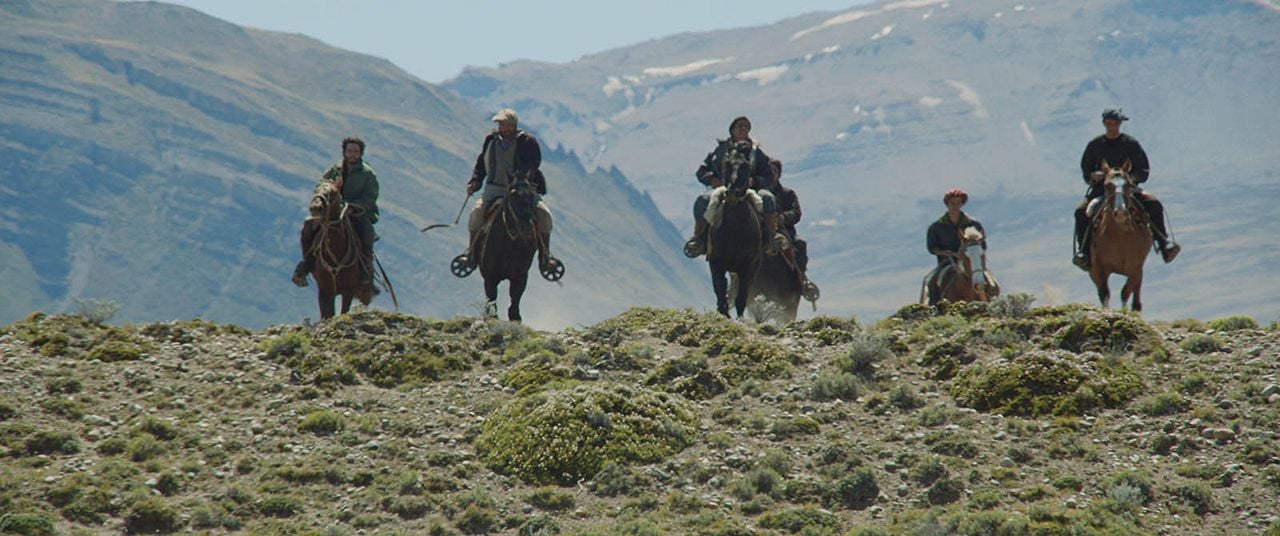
[696,149,719,186]
[351,169,379,214]
[780,190,801,227]
[1129,139,1151,183]
[470,136,490,188]
[518,133,542,177]
[751,147,775,190]
[926,224,943,256]
[1080,140,1098,183]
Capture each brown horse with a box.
[743,242,806,323]
[1088,159,1152,311]
[924,227,993,305]
[303,182,372,319]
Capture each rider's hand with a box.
[1090,171,1105,183]
[710,177,724,188]
[466,181,480,194]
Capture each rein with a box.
[306,190,361,290]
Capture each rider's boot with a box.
[538,232,554,270]
[1151,217,1180,263]
[463,230,480,267]
[684,220,708,258]
[1072,213,1091,271]
[359,242,379,296]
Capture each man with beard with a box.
[292,136,380,292]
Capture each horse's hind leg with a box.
[507,272,529,322]
[734,268,755,319]
[318,291,335,320]
[1124,272,1143,312]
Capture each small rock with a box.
[1065,498,1078,509]
[999,457,1016,468]
[884,462,899,472]
[1202,428,1235,442]
[1268,394,1280,405]
[1263,384,1280,397]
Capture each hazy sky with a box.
[156,0,872,83]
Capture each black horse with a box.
[745,251,803,323]
[707,184,763,318]
[450,175,562,321]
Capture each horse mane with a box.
[963,227,984,242]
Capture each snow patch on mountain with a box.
[792,0,946,41]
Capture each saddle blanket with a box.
[703,186,763,224]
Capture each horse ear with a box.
[1101,159,1111,172]
[1121,159,1132,172]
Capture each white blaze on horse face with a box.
[1109,172,1128,212]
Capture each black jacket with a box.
[470,130,546,194]
[927,213,985,265]
[770,184,801,240]
[695,139,773,191]
[1080,133,1149,198]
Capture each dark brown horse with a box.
[706,184,763,319]
[303,182,372,319]
[744,247,804,323]
[1089,159,1152,311]
[472,177,541,321]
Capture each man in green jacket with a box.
[292,136,380,291]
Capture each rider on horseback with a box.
[684,116,784,258]
[1074,108,1180,270]
[767,159,819,301]
[292,136,379,292]
[925,189,986,305]
[461,109,554,271]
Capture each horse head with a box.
[1101,159,1136,213]
[504,172,539,234]
[953,227,985,277]
[310,182,344,223]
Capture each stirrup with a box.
[539,256,565,281]
[1161,243,1180,263]
[683,238,705,258]
[450,254,476,278]
[801,279,820,302]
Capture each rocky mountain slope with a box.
[2,299,1278,534]
[444,0,1280,323]
[0,0,704,330]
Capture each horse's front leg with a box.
[709,261,730,317]
[318,290,335,320]
[1090,269,1111,309]
[339,292,354,315]
[1123,271,1143,312]
[734,267,755,319]
[483,277,501,319]
[507,272,529,322]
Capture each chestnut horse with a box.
[303,182,372,319]
[938,227,993,304]
[1088,159,1152,311]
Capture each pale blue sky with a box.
[156,0,872,83]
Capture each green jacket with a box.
[321,161,379,222]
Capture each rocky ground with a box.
[1,297,1278,535]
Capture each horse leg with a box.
[318,289,335,320]
[340,292,354,315]
[483,277,500,319]
[734,266,755,319]
[1126,271,1143,312]
[1091,269,1111,308]
[709,261,730,317]
[507,272,529,322]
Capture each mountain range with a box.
[0,0,706,329]
[444,0,1280,323]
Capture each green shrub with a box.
[136,416,180,441]
[257,495,302,518]
[475,384,697,485]
[838,333,893,376]
[645,355,726,400]
[260,331,310,360]
[23,430,79,455]
[43,377,82,395]
[299,410,344,435]
[1102,470,1154,506]
[989,293,1036,318]
[909,457,949,486]
[1138,392,1190,416]
[519,514,562,536]
[1242,440,1278,465]
[1206,315,1258,332]
[525,487,575,511]
[0,513,57,536]
[927,477,965,505]
[124,496,180,533]
[588,461,651,497]
[454,491,498,534]
[126,433,165,462]
[0,400,15,421]
[709,338,800,384]
[920,338,972,380]
[951,349,1142,416]
[809,370,861,401]
[1053,311,1161,354]
[502,353,574,395]
[1179,334,1225,354]
[769,416,820,438]
[888,384,925,411]
[1149,433,1178,456]
[758,506,841,532]
[88,340,145,362]
[39,398,84,419]
[825,467,879,510]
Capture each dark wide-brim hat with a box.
[1102,108,1129,122]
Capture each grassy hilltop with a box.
[1,299,1278,535]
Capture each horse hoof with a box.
[450,255,476,278]
[539,257,565,281]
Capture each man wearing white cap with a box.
[461,109,554,268]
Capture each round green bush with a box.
[475,384,697,485]
[1053,311,1161,354]
[1206,315,1258,332]
[951,350,1142,417]
[1179,334,1225,354]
